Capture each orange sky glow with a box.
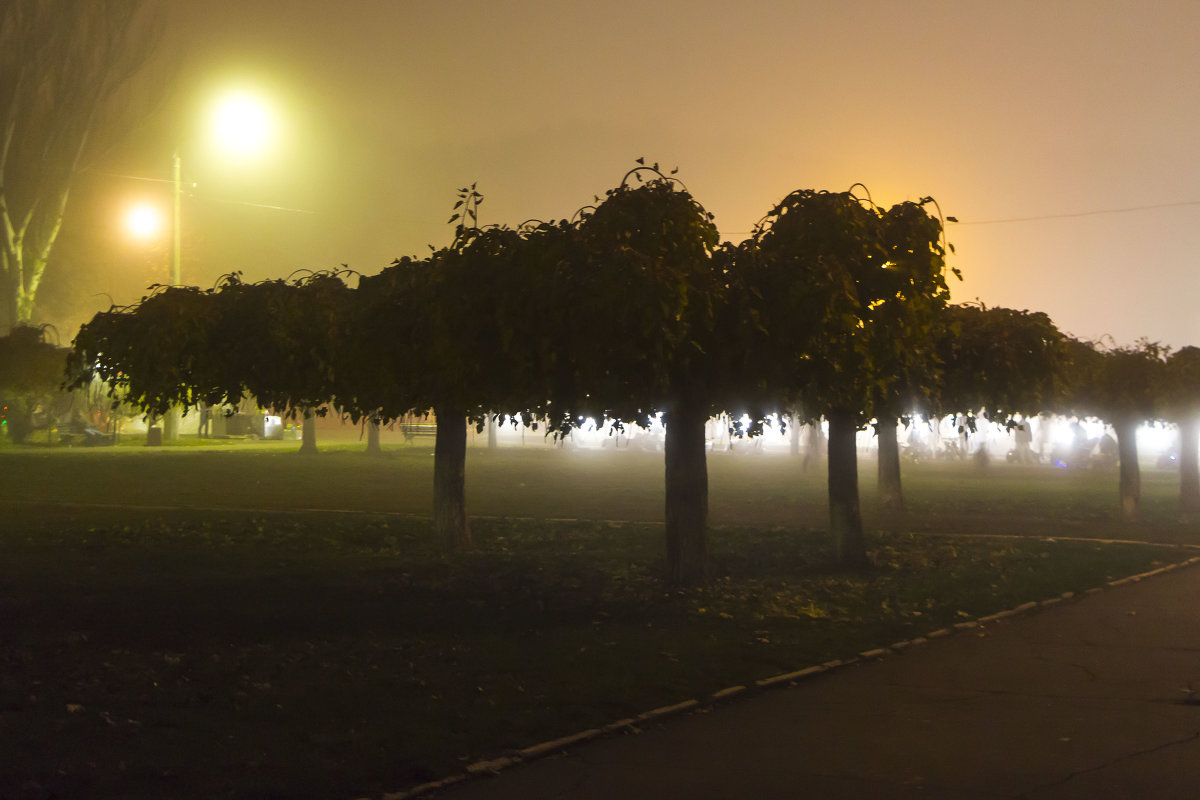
[47,0,1200,349]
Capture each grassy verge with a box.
[2,445,1198,541]
[0,500,1191,800]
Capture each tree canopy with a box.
[0,324,69,442]
[69,272,352,424]
[934,303,1066,419]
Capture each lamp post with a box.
[159,150,184,442]
[159,89,276,442]
[172,149,182,287]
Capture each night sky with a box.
[45,0,1200,349]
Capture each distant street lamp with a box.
[123,202,165,242]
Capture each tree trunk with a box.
[828,409,869,568]
[17,255,47,324]
[487,413,498,449]
[163,407,179,442]
[8,400,32,444]
[789,410,800,456]
[803,423,824,472]
[1114,418,1140,520]
[876,415,903,511]
[664,400,708,585]
[2,253,19,331]
[434,406,471,551]
[7,208,60,325]
[2,244,38,326]
[299,410,318,455]
[366,419,381,455]
[1179,419,1200,512]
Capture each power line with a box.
[949,199,1200,225]
[207,197,316,214]
[81,168,315,214]
[82,168,172,184]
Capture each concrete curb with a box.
[755,664,828,688]
[372,545,1200,800]
[635,699,701,724]
[513,728,603,761]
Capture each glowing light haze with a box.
[123,203,164,241]
[207,90,276,160]
[53,0,1200,349]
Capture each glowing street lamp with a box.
[169,88,278,287]
[209,90,276,160]
[123,202,165,242]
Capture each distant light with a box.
[124,203,163,240]
[1137,422,1173,455]
[210,90,275,158]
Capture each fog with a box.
[28,0,1200,352]
[212,410,1181,470]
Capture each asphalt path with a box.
[427,563,1200,800]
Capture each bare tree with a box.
[1,0,164,328]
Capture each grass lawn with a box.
[2,443,1199,799]
[3,438,1198,538]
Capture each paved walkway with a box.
[431,564,1200,799]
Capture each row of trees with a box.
[1066,340,1200,517]
[70,169,954,583]
[932,306,1200,518]
[63,167,1200,583]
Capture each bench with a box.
[57,427,111,446]
[401,421,438,441]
